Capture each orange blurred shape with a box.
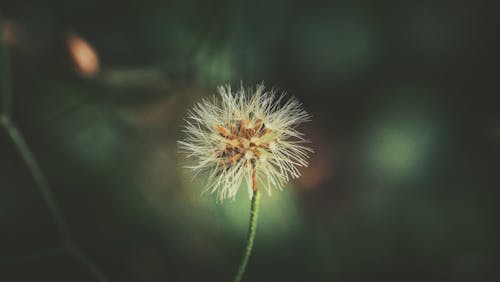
[1,20,33,50]
[299,148,333,189]
[66,34,100,77]
[2,20,17,44]
[298,129,335,190]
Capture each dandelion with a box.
[179,84,312,200]
[178,84,312,281]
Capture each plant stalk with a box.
[1,116,72,244]
[0,22,109,281]
[233,187,260,282]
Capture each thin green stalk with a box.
[67,244,110,282]
[0,15,13,117]
[0,116,110,282]
[1,116,72,244]
[234,189,260,282]
[0,29,109,280]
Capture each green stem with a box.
[234,189,260,282]
[0,116,72,244]
[0,117,109,282]
[0,18,109,281]
[67,243,110,282]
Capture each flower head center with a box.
[215,118,274,169]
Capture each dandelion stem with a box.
[234,187,260,282]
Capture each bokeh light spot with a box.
[66,33,100,77]
[362,112,436,182]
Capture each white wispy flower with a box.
[179,84,312,201]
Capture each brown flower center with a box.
[215,118,273,171]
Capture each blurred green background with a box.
[1,0,499,281]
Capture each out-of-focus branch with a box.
[0,15,109,282]
[1,116,72,244]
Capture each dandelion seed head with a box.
[179,84,312,201]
